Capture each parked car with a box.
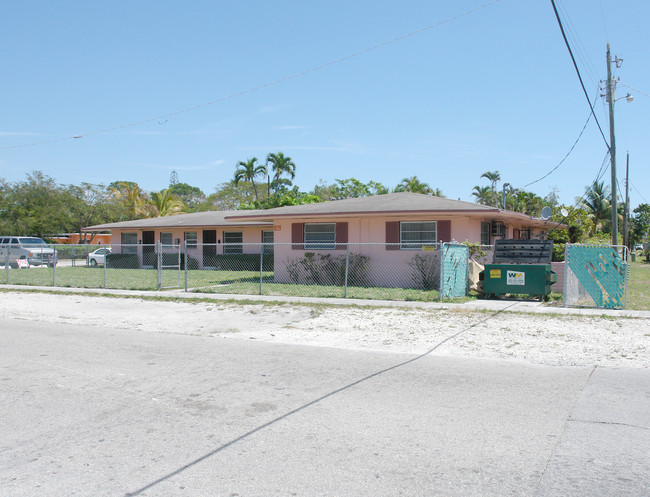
[87,247,112,266]
[0,236,57,268]
[634,244,644,251]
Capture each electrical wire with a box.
[0,0,502,151]
[550,0,610,149]
[630,182,648,204]
[619,83,650,98]
[521,89,599,189]
[546,151,610,238]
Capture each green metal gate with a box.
[440,243,469,300]
[563,244,629,309]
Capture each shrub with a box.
[284,252,369,286]
[408,253,439,290]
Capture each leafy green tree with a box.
[631,203,650,246]
[312,178,389,200]
[199,180,260,211]
[65,183,122,240]
[0,172,72,236]
[234,158,267,203]
[266,152,296,194]
[168,182,205,211]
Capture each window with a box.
[262,230,274,254]
[304,223,336,249]
[480,222,491,246]
[160,232,173,246]
[185,232,197,248]
[224,231,243,254]
[400,222,437,250]
[121,232,137,254]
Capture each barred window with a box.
[400,222,437,250]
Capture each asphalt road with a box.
[1,317,648,496]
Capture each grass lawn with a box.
[626,260,650,310]
[1,261,647,308]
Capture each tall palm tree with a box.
[481,170,501,192]
[394,176,439,195]
[578,180,611,234]
[266,152,296,193]
[234,157,267,203]
[149,189,184,217]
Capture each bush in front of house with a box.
[106,253,139,269]
[285,252,369,286]
[408,253,439,290]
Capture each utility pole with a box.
[624,152,630,248]
[606,45,618,245]
[606,44,618,246]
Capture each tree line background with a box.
[0,151,648,248]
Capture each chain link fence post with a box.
[52,247,57,287]
[184,241,188,292]
[157,241,162,289]
[103,244,107,288]
[259,244,264,295]
[5,246,9,284]
[344,243,350,298]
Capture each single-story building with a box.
[83,193,566,288]
[224,192,567,287]
[83,210,272,268]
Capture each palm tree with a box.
[481,170,501,192]
[578,180,611,234]
[234,158,267,203]
[266,152,296,194]
[110,181,149,220]
[149,189,184,217]
[472,185,492,205]
[394,176,440,195]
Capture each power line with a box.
[0,0,502,151]
[619,82,650,98]
[546,151,610,237]
[521,89,598,189]
[550,0,610,149]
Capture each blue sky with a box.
[1,0,648,210]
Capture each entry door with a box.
[203,230,217,265]
[142,231,155,266]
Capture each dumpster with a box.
[480,240,557,300]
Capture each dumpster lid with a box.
[493,240,553,264]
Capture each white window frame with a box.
[262,230,274,254]
[160,232,173,246]
[304,223,336,250]
[185,231,197,248]
[224,231,243,254]
[400,221,437,250]
[121,232,138,254]
[480,222,491,246]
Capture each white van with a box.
[0,236,57,268]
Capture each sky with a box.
[1,0,649,211]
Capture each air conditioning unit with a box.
[491,221,505,236]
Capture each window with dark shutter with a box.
[291,223,304,250]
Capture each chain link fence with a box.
[0,241,482,302]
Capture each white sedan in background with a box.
[87,248,111,267]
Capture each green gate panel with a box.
[565,245,628,309]
[440,243,468,299]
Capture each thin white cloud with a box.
[131,162,221,172]
[273,125,310,131]
[0,131,39,136]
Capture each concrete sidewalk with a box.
[2,283,649,319]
